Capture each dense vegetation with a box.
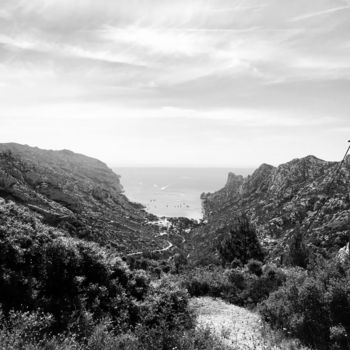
[178,215,350,350]
[180,256,350,349]
[182,262,286,308]
[3,197,350,350]
[260,259,350,350]
[0,200,230,350]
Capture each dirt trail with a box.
[126,240,173,256]
[190,297,307,350]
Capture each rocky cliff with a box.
[0,143,161,252]
[197,155,350,262]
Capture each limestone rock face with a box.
[199,155,350,260]
[226,172,244,191]
[0,143,160,252]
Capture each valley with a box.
[0,143,350,350]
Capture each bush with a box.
[182,264,286,307]
[259,260,350,349]
[226,268,245,289]
[247,259,263,276]
[330,325,348,350]
[0,308,81,350]
[140,281,194,332]
[182,267,231,299]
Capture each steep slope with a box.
[0,143,161,253]
[196,155,350,262]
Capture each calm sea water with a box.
[115,167,254,219]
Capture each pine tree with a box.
[216,215,264,266]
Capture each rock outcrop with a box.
[197,155,350,262]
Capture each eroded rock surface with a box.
[198,155,350,261]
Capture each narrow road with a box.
[190,297,308,350]
[126,240,173,256]
[153,240,173,253]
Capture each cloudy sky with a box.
[0,0,349,167]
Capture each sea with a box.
[115,167,254,220]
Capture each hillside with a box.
[1,144,349,349]
[0,143,234,350]
[193,155,350,263]
[0,143,162,253]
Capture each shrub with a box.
[226,268,245,289]
[247,259,263,276]
[140,281,194,332]
[230,258,243,269]
[259,260,350,349]
[182,264,286,307]
[0,308,81,350]
[329,325,348,350]
[182,267,231,298]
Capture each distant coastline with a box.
[115,167,254,219]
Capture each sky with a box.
[0,0,349,167]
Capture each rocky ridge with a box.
[198,155,350,262]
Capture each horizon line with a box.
[110,164,258,169]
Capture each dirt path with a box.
[153,240,173,253]
[126,240,173,256]
[190,297,307,350]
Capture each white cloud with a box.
[0,0,349,166]
[101,26,207,57]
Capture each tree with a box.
[216,215,264,266]
[288,224,309,268]
[173,253,188,274]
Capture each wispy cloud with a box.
[0,0,349,165]
[290,5,350,22]
[100,26,209,57]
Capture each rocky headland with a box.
[195,155,350,263]
[0,143,162,252]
